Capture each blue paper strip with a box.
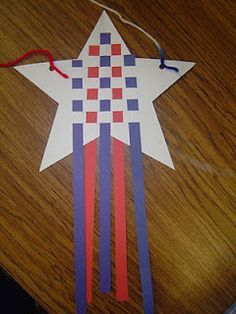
[129,122,154,314]
[99,123,111,293]
[73,124,86,314]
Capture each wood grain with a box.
[0,0,235,313]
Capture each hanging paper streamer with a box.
[73,124,86,314]
[129,123,154,313]
[9,9,195,314]
[113,138,128,301]
[84,140,96,303]
[99,123,111,293]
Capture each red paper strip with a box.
[113,138,128,301]
[84,140,97,303]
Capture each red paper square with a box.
[86,112,97,123]
[87,88,98,100]
[112,66,122,77]
[111,44,121,55]
[113,111,123,123]
[112,88,122,99]
[88,67,99,78]
[89,45,100,56]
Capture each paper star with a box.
[15,11,194,171]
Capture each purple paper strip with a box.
[127,99,139,111]
[100,56,111,67]
[72,78,83,89]
[125,77,137,88]
[100,33,111,45]
[100,77,111,88]
[99,123,111,293]
[73,124,86,314]
[124,54,136,66]
[129,122,154,314]
[100,100,111,112]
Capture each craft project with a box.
[5,10,194,314]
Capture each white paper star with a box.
[15,11,194,171]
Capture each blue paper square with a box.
[125,77,137,88]
[72,100,83,112]
[100,100,111,111]
[72,78,83,89]
[72,59,83,67]
[100,33,111,45]
[100,77,111,88]
[127,99,139,111]
[100,56,111,67]
[124,54,136,66]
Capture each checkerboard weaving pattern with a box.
[71,32,140,124]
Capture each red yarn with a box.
[0,49,69,79]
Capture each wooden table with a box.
[0,0,235,313]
